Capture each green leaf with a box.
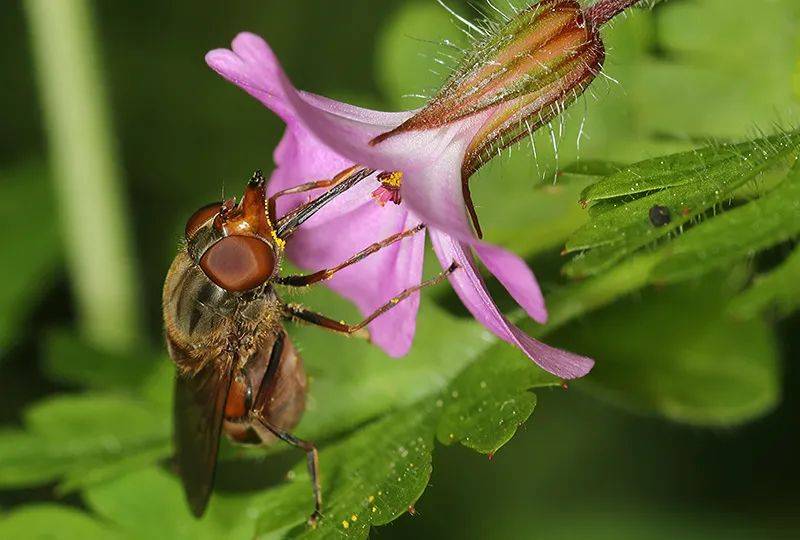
[652,161,800,282]
[0,504,121,540]
[565,131,800,277]
[85,467,258,540]
[550,278,780,426]
[286,297,491,442]
[0,393,169,491]
[436,351,560,454]
[272,404,438,539]
[578,136,791,204]
[0,162,60,356]
[729,245,800,320]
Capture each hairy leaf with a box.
[578,135,794,203]
[652,161,800,282]
[565,132,800,277]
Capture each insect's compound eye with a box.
[200,235,276,292]
[184,202,222,240]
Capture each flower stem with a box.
[585,0,645,27]
[24,0,142,351]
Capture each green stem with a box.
[25,0,142,351]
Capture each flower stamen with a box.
[372,171,404,206]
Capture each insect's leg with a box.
[251,330,285,410]
[253,415,322,527]
[267,165,360,224]
[284,262,459,336]
[277,224,425,287]
[275,167,376,239]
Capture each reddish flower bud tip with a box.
[375,0,606,178]
[585,0,645,28]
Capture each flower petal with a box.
[282,185,425,357]
[268,121,426,357]
[206,32,412,155]
[473,243,548,324]
[268,120,356,220]
[205,35,429,357]
[207,32,486,242]
[399,145,480,243]
[430,231,593,379]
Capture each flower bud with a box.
[374,0,605,178]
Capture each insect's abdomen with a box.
[223,333,307,447]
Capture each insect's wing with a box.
[173,359,232,518]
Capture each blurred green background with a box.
[1,0,799,538]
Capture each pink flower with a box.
[204,1,635,379]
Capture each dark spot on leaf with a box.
[649,205,672,227]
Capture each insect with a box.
[162,167,456,525]
[648,205,672,227]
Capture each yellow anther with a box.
[379,171,403,189]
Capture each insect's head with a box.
[184,170,281,293]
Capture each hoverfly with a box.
[162,167,456,525]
